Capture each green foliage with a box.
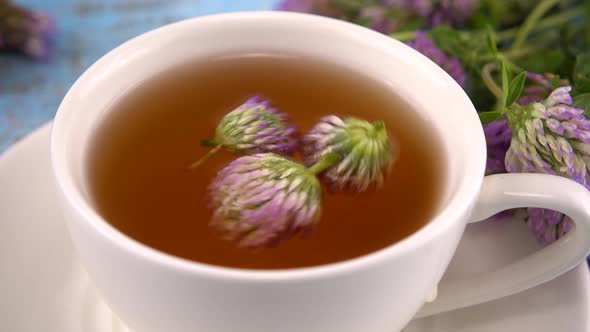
[517,50,565,74]
[507,72,527,107]
[574,52,590,93]
[501,61,510,108]
[573,93,590,118]
[479,111,504,124]
[486,26,499,57]
[428,27,494,71]
[302,0,589,117]
[468,0,539,30]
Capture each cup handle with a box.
[416,173,590,318]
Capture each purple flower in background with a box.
[483,118,517,220]
[429,0,479,27]
[0,1,55,60]
[381,0,432,17]
[302,116,394,193]
[484,75,572,172]
[382,0,478,26]
[275,0,344,17]
[505,87,590,185]
[517,72,570,106]
[358,6,397,34]
[276,0,315,11]
[208,153,322,248]
[484,119,512,175]
[407,32,466,87]
[526,208,574,244]
[276,0,479,34]
[23,12,55,59]
[277,0,392,32]
[188,96,299,169]
[505,86,590,243]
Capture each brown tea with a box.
[87,52,445,269]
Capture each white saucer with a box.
[1,123,589,332]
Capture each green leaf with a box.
[574,52,590,93]
[572,92,590,118]
[506,72,527,107]
[501,61,510,108]
[479,111,504,125]
[486,26,498,57]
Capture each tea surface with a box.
[88,53,445,269]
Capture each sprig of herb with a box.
[276,0,590,245]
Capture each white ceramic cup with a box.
[51,12,590,332]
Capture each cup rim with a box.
[51,11,486,282]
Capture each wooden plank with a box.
[0,0,279,151]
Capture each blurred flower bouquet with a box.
[277,0,590,245]
[0,0,54,60]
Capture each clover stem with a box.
[187,144,223,170]
[511,0,560,50]
[496,5,583,42]
[307,153,341,175]
[481,62,503,99]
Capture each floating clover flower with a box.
[0,1,55,60]
[505,86,590,243]
[302,116,394,193]
[208,153,322,248]
[209,116,393,247]
[407,32,466,87]
[188,96,298,169]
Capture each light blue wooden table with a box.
[0,0,278,152]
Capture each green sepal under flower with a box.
[302,116,394,193]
